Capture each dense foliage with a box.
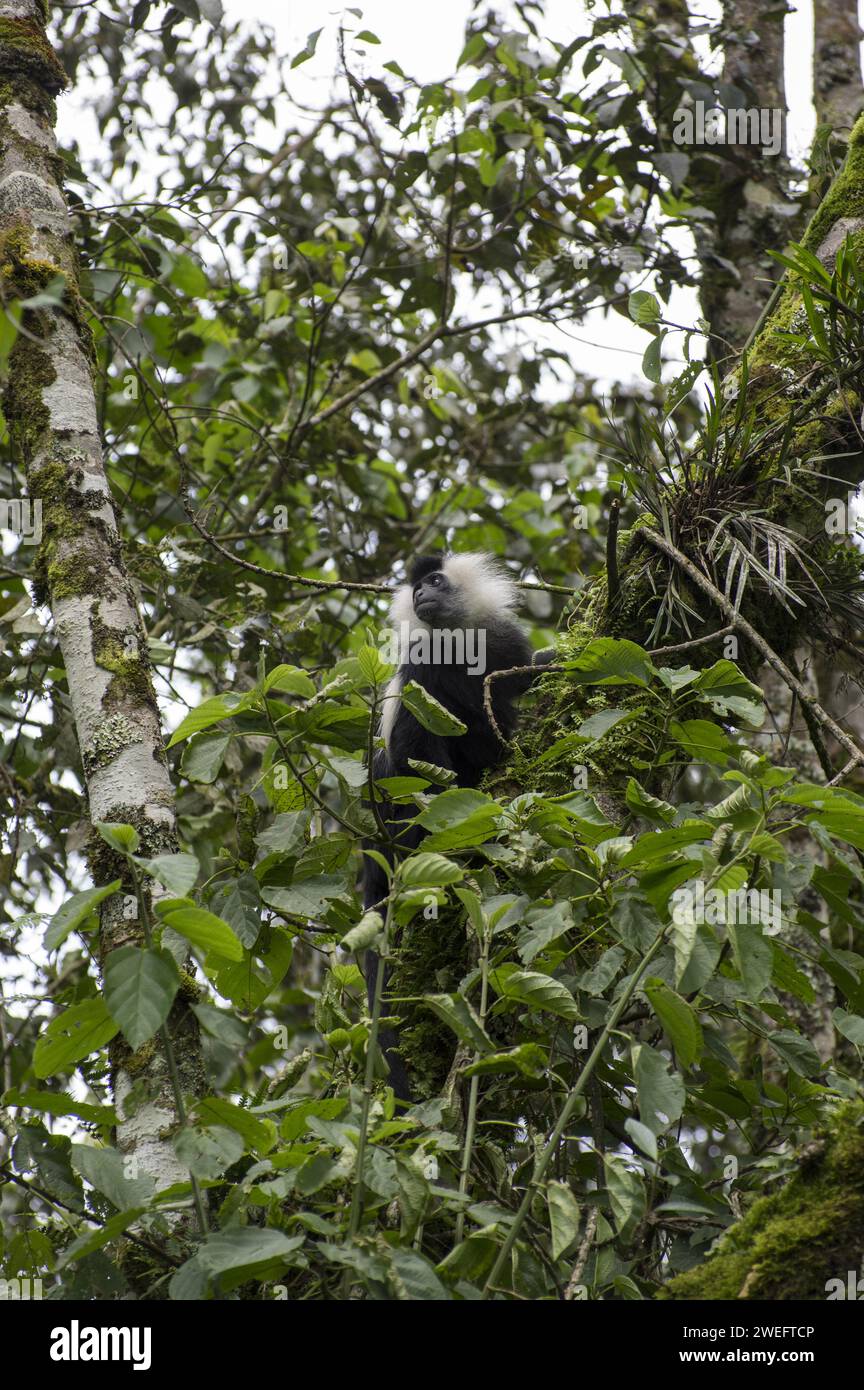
[2,1,864,1301]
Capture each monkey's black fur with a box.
[362,553,551,1099]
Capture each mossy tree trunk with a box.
[0,0,204,1195]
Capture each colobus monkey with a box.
[363,552,553,1098]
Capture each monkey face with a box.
[412,570,461,626]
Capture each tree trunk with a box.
[813,0,864,137]
[0,0,204,1197]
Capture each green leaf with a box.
[693,659,765,728]
[633,1042,685,1134]
[341,910,385,952]
[670,892,700,984]
[400,852,463,886]
[59,1207,149,1266]
[103,946,180,1050]
[261,877,351,918]
[163,907,244,961]
[642,329,666,383]
[181,731,231,783]
[3,1087,115,1127]
[458,32,486,67]
[421,993,493,1052]
[624,1117,658,1160]
[95,822,140,853]
[517,900,575,964]
[832,1008,864,1046]
[417,788,498,830]
[207,926,293,1010]
[644,978,703,1066]
[563,638,654,688]
[767,1030,822,1077]
[670,719,737,765]
[489,967,580,1021]
[197,1228,305,1281]
[577,707,638,740]
[400,681,467,735]
[70,1144,155,1210]
[167,693,246,747]
[547,1181,580,1260]
[621,822,712,867]
[604,1153,645,1235]
[195,1098,277,1153]
[44,880,121,951]
[628,290,661,324]
[463,1042,547,1078]
[625,779,675,825]
[34,999,120,1079]
[388,1248,450,1301]
[728,922,773,1001]
[168,252,208,297]
[139,853,199,896]
[291,27,323,68]
[578,945,625,995]
[262,664,317,696]
[255,810,310,856]
[417,788,502,851]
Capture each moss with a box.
[26,452,118,605]
[0,222,59,293]
[123,1038,159,1077]
[387,908,472,1098]
[91,609,156,709]
[801,115,864,253]
[0,16,68,96]
[660,1102,864,1300]
[0,219,95,368]
[4,334,54,466]
[178,969,201,1003]
[0,73,56,122]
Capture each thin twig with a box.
[483,663,565,744]
[564,1207,598,1301]
[649,625,736,658]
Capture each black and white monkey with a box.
[362,552,553,1097]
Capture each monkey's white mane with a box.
[379,672,404,747]
[388,583,422,629]
[379,553,520,747]
[441,552,519,622]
